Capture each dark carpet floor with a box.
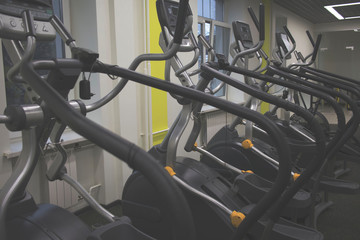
[317,161,360,240]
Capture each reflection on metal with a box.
[194,146,243,175]
[289,124,315,142]
[62,174,115,223]
[251,146,279,169]
[173,175,233,215]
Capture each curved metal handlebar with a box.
[283,25,295,44]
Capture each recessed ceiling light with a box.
[346,16,360,20]
[324,2,360,20]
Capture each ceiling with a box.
[273,0,360,24]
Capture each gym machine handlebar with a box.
[306,30,315,47]
[173,0,189,44]
[247,6,260,32]
[311,33,322,62]
[259,4,265,41]
[283,25,295,44]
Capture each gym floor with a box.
[317,160,360,240]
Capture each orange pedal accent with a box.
[242,139,254,149]
[165,166,176,176]
[230,211,246,228]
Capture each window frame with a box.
[198,16,231,100]
[0,0,71,145]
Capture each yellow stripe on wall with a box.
[149,0,168,145]
[260,0,271,114]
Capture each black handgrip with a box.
[173,0,190,44]
[311,34,322,62]
[298,52,305,62]
[259,3,265,41]
[294,51,300,61]
[283,25,295,44]
[306,30,315,47]
[22,10,36,37]
[248,7,260,31]
[51,15,75,45]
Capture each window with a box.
[3,0,65,106]
[198,0,224,21]
[1,0,65,142]
[198,0,230,97]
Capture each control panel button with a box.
[10,19,16,27]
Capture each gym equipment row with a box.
[0,0,359,239]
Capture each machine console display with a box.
[276,32,292,60]
[232,21,254,57]
[156,0,192,42]
[0,0,56,41]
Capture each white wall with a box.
[68,0,148,204]
[272,3,315,64]
[315,19,360,33]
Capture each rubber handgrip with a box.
[51,15,75,45]
[259,3,265,41]
[311,34,322,62]
[294,51,300,60]
[283,25,295,44]
[22,10,36,37]
[248,7,260,31]
[298,52,305,62]
[173,0,189,44]
[306,30,315,47]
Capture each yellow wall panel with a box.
[260,0,271,114]
[149,0,168,144]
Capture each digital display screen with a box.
[0,0,53,20]
[170,6,178,16]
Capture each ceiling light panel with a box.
[325,2,360,20]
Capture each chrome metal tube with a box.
[0,115,10,123]
[252,146,279,168]
[173,175,232,215]
[86,43,181,112]
[166,104,192,167]
[61,174,115,223]
[0,128,37,240]
[290,124,315,142]
[194,146,244,175]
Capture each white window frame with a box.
[0,0,76,153]
[198,16,231,114]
